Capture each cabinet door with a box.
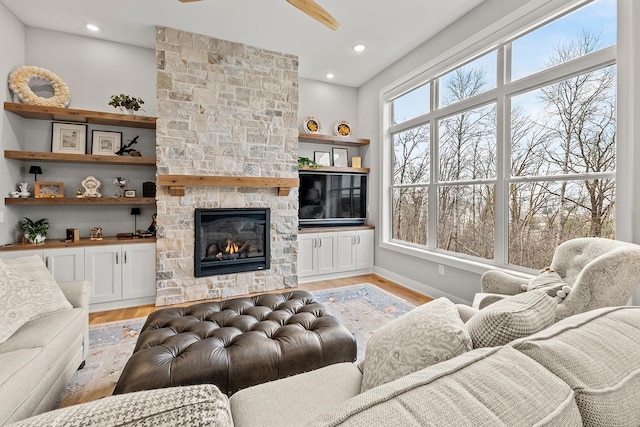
[122,243,156,299]
[298,234,317,278]
[337,232,357,272]
[85,245,122,304]
[355,229,374,269]
[316,232,338,275]
[44,248,84,282]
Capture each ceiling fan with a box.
[178,0,339,31]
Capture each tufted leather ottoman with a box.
[113,290,356,395]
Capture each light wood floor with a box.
[89,274,432,325]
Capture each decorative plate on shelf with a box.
[303,116,321,133]
[334,121,352,137]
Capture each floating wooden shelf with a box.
[4,150,155,166]
[298,132,370,147]
[4,197,155,205]
[298,166,370,174]
[157,175,299,197]
[4,102,156,129]
[0,236,156,252]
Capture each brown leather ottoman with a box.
[113,290,356,395]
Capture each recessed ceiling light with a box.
[86,24,99,32]
[326,73,334,79]
[353,44,366,52]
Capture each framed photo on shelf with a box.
[91,130,122,156]
[332,147,348,168]
[314,151,331,167]
[124,189,136,198]
[51,122,87,155]
[351,156,362,168]
[34,181,64,198]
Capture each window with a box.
[385,0,616,270]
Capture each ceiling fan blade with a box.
[286,0,339,30]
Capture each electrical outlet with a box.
[438,264,444,275]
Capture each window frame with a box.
[380,0,617,274]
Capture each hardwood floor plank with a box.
[89,274,431,325]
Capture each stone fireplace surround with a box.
[154,27,299,306]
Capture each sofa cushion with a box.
[511,306,640,427]
[0,257,72,344]
[0,348,48,426]
[309,346,582,426]
[467,290,556,348]
[360,297,472,392]
[230,362,362,427]
[7,384,232,427]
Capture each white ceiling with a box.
[1,0,485,88]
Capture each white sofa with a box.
[8,302,640,426]
[0,255,89,426]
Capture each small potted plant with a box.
[19,217,49,245]
[108,94,145,114]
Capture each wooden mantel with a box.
[157,175,299,196]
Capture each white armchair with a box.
[478,238,640,321]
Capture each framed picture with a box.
[91,130,122,156]
[314,151,331,167]
[332,147,348,167]
[34,181,64,198]
[51,122,87,154]
[124,189,136,198]
[351,156,362,168]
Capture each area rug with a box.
[57,283,415,408]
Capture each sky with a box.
[392,0,616,125]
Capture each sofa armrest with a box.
[57,280,91,310]
[481,270,528,295]
[6,384,232,427]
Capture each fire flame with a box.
[226,241,239,254]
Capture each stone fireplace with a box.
[154,27,299,306]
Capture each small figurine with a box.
[82,176,102,198]
[89,227,103,240]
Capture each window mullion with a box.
[428,82,438,249]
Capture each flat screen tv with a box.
[298,171,367,227]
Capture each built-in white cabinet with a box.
[85,242,156,309]
[337,229,374,272]
[298,232,338,278]
[0,241,156,311]
[298,227,374,280]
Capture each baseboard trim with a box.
[373,266,471,305]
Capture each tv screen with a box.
[299,172,367,227]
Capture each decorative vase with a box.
[25,233,46,245]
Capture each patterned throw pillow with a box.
[360,297,472,392]
[467,290,557,348]
[0,256,72,344]
[7,384,233,427]
[522,269,566,298]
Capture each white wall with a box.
[0,27,157,244]
[0,4,26,244]
[25,27,157,115]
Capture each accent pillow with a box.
[0,256,72,344]
[7,384,233,427]
[467,290,557,348]
[360,297,472,392]
[521,269,565,294]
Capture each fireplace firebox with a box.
[194,208,270,277]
